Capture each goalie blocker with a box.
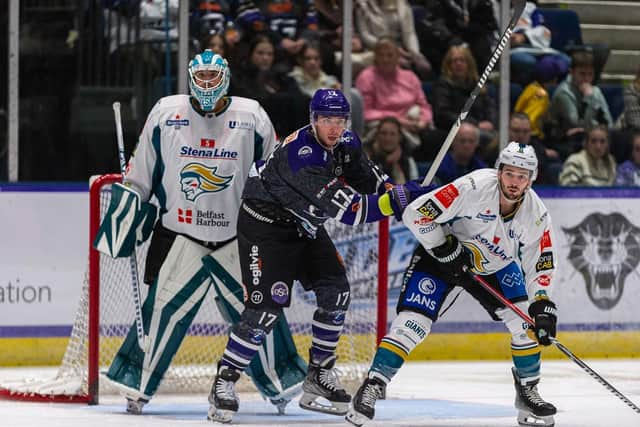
[95,196,306,411]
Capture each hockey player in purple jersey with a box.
[207,89,433,423]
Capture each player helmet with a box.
[495,141,538,182]
[309,89,351,135]
[188,49,230,112]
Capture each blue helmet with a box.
[309,89,351,134]
[188,49,230,112]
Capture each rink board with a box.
[2,186,640,365]
[2,330,640,366]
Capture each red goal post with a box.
[0,174,389,404]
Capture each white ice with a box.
[1,360,639,427]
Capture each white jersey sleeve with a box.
[124,95,276,243]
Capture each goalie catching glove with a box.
[528,298,557,346]
[94,182,157,258]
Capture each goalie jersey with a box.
[243,125,389,237]
[405,168,556,301]
[125,95,276,242]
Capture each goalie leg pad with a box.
[371,311,432,383]
[106,236,212,399]
[497,303,541,384]
[93,182,157,258]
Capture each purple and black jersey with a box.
[242,125,390,237]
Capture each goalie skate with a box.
[298,355,350,415]
[345,376,386,426]
[125,397,146,415]
[207,364,240,423]
[513,368,556,427]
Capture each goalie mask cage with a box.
[0,174,389,404]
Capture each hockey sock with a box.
[310,308,346,364]
[220,308,280,372]
[370,311,432,383]
[511,341,541,383]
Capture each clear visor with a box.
[312,112,350,127]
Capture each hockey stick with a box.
[112,101,148,352]
[421,0,526,186]
[467,271,640,414]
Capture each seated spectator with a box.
[558,125,616,186]
[620,66,640,131]
[289,39,340,97]
[192,0,239,49]
[200,31,229,57]
[431,44,496,149]
[355,0,431,79]
[229,34,309,137]
[434,120,487,184]
[509,112,561,184]
[510,1,569,86]
[548,49,613,160]
[514,55,564,140]
[366,117,419,184]
[615,132,640,186]
[356,37,433,152]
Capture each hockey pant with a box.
[106,235,305,402]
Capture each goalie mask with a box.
[309,89,351,143]
[188,49,230,112]
[495,141,538,182]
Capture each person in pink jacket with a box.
[356,37,433,152]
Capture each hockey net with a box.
[0,174,388,403]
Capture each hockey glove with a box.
[528,299,557,346]
[430,235,474,287]
[387,181,433,221]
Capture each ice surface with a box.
[1,360,639,427]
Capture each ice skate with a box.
[345,375,386,426]
[512,368,556,427]
[207,363,240,423]
[125,397,147,414]
[299,354,351,415]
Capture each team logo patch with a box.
[535,252,554,272]
[298,145,313,157]
[250,291,263,305]
[434,184,459,208]
[418,277,436,295]
[270,282,289,304]
[179,162,234,202]
[536,275,551,287]
[417,199,442,220]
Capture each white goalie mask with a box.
[188,49,230,112]
[495,141,538,182]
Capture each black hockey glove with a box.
[388,181,433,221]
[528,299,557,346]
[430,235,474,287]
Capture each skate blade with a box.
[298,392,349,415]
[518,411,555,427]
[345,407,371,426]
[126,399,145,415]
[207,406,235,424]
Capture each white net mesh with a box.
[0,176,382,400]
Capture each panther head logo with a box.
[562,213,640,310]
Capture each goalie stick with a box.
[112,101,148,352]
[468,271,640,415]
[421,0,526,186]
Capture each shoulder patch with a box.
[434,184,459,208]
[417,199,443,221]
